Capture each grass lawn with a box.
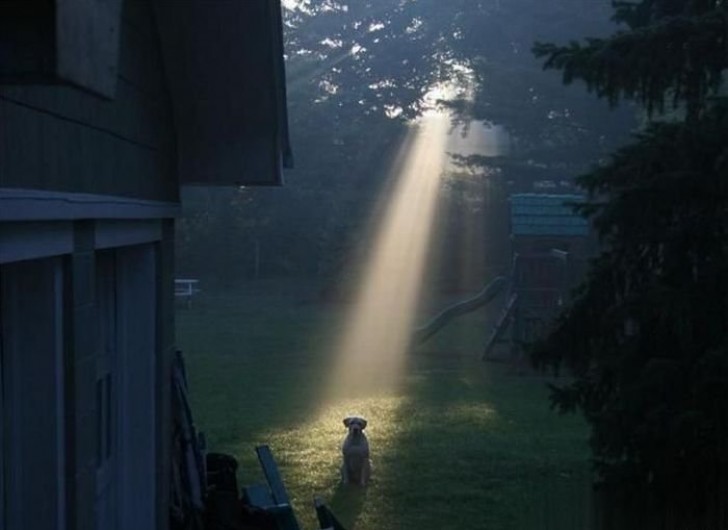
[178,280,594,530]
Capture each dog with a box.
[341,416,371,486]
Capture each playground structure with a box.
[414,193,591,361]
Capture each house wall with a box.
[0,220,174,530]
[0,0,177,202]
[0,2,177,530]
[2,0,289,527]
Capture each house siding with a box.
[1,2,177,528]
[0,0,177,202]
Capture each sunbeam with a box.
[325,112,450,400]
[445,122,510,295]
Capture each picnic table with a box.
[175,278,200,307]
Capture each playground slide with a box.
[412,276,507,345]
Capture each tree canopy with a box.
[532,1,728,527]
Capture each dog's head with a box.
[343,416,368,436]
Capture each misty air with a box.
[1,1,726,530]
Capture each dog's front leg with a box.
[360,460,371,486]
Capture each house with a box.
[0,1,292,530]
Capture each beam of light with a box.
[444,123,511,295]
[325,112,450,400]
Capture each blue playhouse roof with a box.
[510,194,589,236]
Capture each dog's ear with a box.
[343,417,352,427]
[360,418,368,430]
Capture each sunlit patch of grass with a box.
[229,395,410,530]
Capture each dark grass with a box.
[178,280,595,530]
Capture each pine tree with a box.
[531,1,728,528]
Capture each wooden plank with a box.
[242,484,275,509]
[255,445,290,506]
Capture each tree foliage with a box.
[532,0,728,526]
[534,1,728,118]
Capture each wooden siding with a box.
[0,0,177,203]
[154,0,291,186]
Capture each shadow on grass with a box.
[363,350,594,530]
[328,483,369,529]
[177,285,348,449]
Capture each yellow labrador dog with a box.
[341,416,371,486]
